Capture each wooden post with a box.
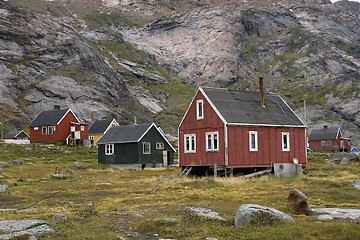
[230,168,234,177]
[205,168,209,177]
[224,167,228,177]
[214,164,217,178]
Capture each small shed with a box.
[97,123,176,169]
[350,147,359,153]
[88,119,119,146]
[308,126,351,152]
[4,130,30,140]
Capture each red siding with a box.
[227,126,306,167]
[70,123,89,140]
[179,90,225,166]
[30,111,78,142]
[309,138,351,151]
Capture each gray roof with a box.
[309,127,340,141]
[29,109,70,127]
[97,123,153,144]
[201,87,304,127]
[89,119,114,135]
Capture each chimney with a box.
[54,105,60,110]
[259,77,265,107]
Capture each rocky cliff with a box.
[2,0,360,145]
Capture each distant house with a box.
[178,84,307,176]
[97,123,175,169]
[308,126,351,152]
[88,119,119,146]
[4,130,30,140]
[29,108,88,145]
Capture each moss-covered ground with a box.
[0,143,360,239]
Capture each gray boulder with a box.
[0,168,2,174]
[0,185,8,194]
[312,208,360,222]
[0,220,54,239]
[348,180,360,190]
[328,152,358,165]
[7,160,24,165]
[51,174,67,180]
[184,206,226,222]
[234,204,294,227]
[51,213,69,224]
[287,189,311,215]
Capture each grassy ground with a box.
[0,143,360,240]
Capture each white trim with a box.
[48,126,53,135]
[276,94,306,127]
[143,142,151,154]
[105,144,114,155]
[196,99,204,120]
[184,134,196,153]
[104,119,119,134]
[200,87,227,124]
[57,108,81,125]
[281,132,290,152]
[139,123,176,152]
[34,127,39,130]
[42,126,47,135]
[156,142,164,149]
[205,131,219,152]
[336,128,341,139]
[224,124,228,166]
[228,122,305,128]
[249,131,258,152]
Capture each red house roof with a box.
[29,109,80,127]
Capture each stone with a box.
[51,213,69,224]
[348,180,360,190]
[78,201,96,217]
[51,174,67,180]
[72,162,86,169]
[0,168,2,174]
[312,208,360,222]
[328,152,358,165]
[184,206,226,222]
[0,162,8,166]
[0,220,54,239]
[7,160,24,165]
[234,204,294,227]
[0,185,8,194]
[287,189,311,215]
[25,147,32,151]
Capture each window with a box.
[34,127,39,130]
[81,126,85,131]
[48,126,53,135]
[143,142,151,154]
[206,132,219,152]
[42,126,47,135]
[321,140,326,146]
[156,142,164,149]
[327,140,332,146]
[282,132,290,151]
[196,100,204,120]
[249,131,258,151]
[184,134,196,153]
[89,136,94,140]
[53,126,56,131]
[105,144,114,155]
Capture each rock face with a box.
[0,220,54,239]
[328,152,359,165]
[234,204,294,227]
[287,189,311,215]
[51,213,69,224]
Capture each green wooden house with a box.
[97,123,176,169]
[4,130,30,140]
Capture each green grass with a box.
[1,144,360,239]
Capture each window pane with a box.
[214,134,218,150]
[186,137,190,151]
[191,136,195,151]
[198,102,202,117]
[207,135,212,150]
[251,134,256,149]
[283,135,287,149]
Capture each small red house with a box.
[308,126,351,152]
[178,86,307,175]
[29,108,88,145]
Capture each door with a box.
[340,140,344,151]
[163,151,171,167]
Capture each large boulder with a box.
[287,189,311,215]
[0,185,8,194]
[312,208,360,222]
[234,204,294,227]
[0,220,54,239]
[328,152,358,165]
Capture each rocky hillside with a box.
[2,0,360,145]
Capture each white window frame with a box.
[34,127,39,130]
[327,140,332,146]
[196,100,204,120]
[206,132,219,152]
[143,142,151,154]
[321,140,326,146]
[81,126,85,131]
[282,132,290,152]
[42,126,47,135]
[249,131,258,152]
[105,144,114,155]
[89,136,94,140]
[156,142,164,149]
[48,126,53,135]
[184,134,196,153]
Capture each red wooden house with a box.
[308,126,351,152]
[178,85,307,176]
[29,108,88,145]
